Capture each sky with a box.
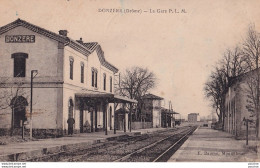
[1,0,260,119]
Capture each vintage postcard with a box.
[0,0,259,168]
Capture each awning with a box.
[75,91,137,104]
[75,92,114,98]
[114,95,138,103]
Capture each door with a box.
[11,96,28,128]
[109,106,112,130]
[68,99,74,130]
[80,110,83,133]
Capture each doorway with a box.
[11,96,28,128]
[109,106,112,130]
[68,99,74,131]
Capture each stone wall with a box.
[0,128,64,139]
[131,122,152,129]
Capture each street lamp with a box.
[30,70,38,140]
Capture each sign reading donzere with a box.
[5,35,35,43]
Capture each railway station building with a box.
[0,19,136,138]
[140,94,164,128]
[224,69,259,139]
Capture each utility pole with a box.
[243,117,253,145]
[167,101,171,128]
[30,70,38,140]
[105,101,108,135]
[114,103,116,134]
[130,103,132,132]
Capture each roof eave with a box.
[0,19,119,73]
[0,19,67,43]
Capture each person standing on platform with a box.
[67,117,75,135]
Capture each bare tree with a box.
[0,81,26,110]
[117,66,157,121]
[0,78,28,135]
[242,24,260,138]
[204,46,247,129]
[204,66,226,127]
[222,47,248,78]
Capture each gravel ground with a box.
[0,135,38,145]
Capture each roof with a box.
[114,95,138,103]
[142,93,163,100]
[75,90,137,104]
[188,113,199,115]
[83,42,98,52]
[228,68,260,88]
[161,107,179,114]
[0,19,118,73]
[75,92,114,98]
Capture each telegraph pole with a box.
[30,70,38,140]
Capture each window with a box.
[69,57,74,80]
[95,71,98,88]
[110,76,112,93]
[68,98,74,118]
[80,62,84,83]
[103,73,106,90]
[92,68,98,88]
[92,70,95,87]
[11,53,28,77]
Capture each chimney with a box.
[59,30,68,36]
[76,37,84,44]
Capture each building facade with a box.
[141,94,163,128]
[188,113,200,122]
[0,19,136,138]
[224,70,259,139]
[161,108,176,128]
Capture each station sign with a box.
[5,35,35,43]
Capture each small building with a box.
[161,108,178,128]
[140,94,163,128]
[188,113,200,122]
[174,113,182,126]
[224,69,259,139]
[0,19,136,138]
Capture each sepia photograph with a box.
[0,0,259,167]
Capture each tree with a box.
[204,24,260,139]
[204,66,226,127]
[116,66,157,121]
[0,78,28,135]
[204,47,247,129]
[0,81,25,110]
[221,46,248,78]
[242,24,260,138]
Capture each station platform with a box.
[168,127,259,162]
[0,127,167,161]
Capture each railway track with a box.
[153,128,192,162]
[115,126,197,162]
[25,126,197,162]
